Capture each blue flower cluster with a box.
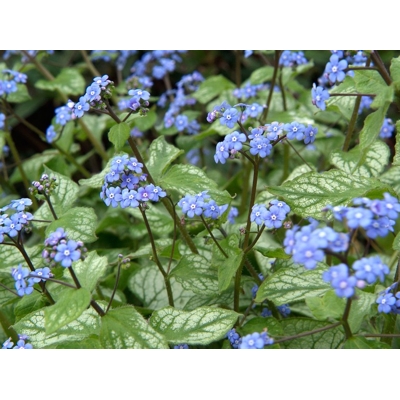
[0,68,27,98]
[2,334,33,349]
[328,193,400,239]
[42,227,86,268]
[232,83,271,101]
[238,330,274,349]
[226,328,242,348]
[261,304,291,318]
[209,103,319,164]
[100,154,166,209]
[128,51,186,84]
[376,283,400,314]
[380,118,395,139]
[11,263,52,297]
[177,191,228,219]
[0,198,33,244]
[173,343,189,349]
[45,75,114,143]
[250,200,290,229]
[29,173,58,197]
[311,83,330,111]
[279,51,308,67]
[91,50,137,72]
[0,112,5,129]
[158,71,204,134]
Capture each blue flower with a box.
[227,207,239,224]
[0,113,5,129]
[284,121,306,140]
[345,207,373,229]
[93,74,110,87]
[249,137,272,158]
[54,106,72,126]
[214,141,230,164]
[325,54,348,84]
[353,256,389,284]
[358,96,373,114]
[265,121,284,140]
[104,186,122,207]
[173,344,189,349]
[227,328,242,348]
[10,198,32,211]
[376,293,396,313]
[111,154,129,172]
[203,200,221,219]
[180,196,204,218]
[264,205,287,229]
[292,242,324,270]
[12,264,34,296]
[311,84,330,111]
[239,331,273,349]
[121,173,139,190]
[277,304,291,317]
[126,157,143,174]
[74,96,90,118]
[380,118,395,139]
[2,337,14,349]
[303,125,318,144]
[136,186,153,202]
[250,204,268,226]
[54,240,81,267]
[128,89,150,101]
[46,125,57,143]
[85,83,101,102]
[120,189,139,208]
[244,102,263,118]
[29,267,52,283]
[220,108,239,129]
[224,131,247,151]
[146,184,166,202]
[174,114,189,132]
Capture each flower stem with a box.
[341,298,353,339]
[43,192,58,220]
[106,258,122,313]
[200,215,228,258]
[139,206,174,307]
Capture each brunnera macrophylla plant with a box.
[1,50,400,350]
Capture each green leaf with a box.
[159,164,231,205]
[267,169,392,219]
[43,337,103,349]
[45,288,92,334]
[213,234,244,292]
[254,245,291,260]
[0,244,44,271]
[9,150,57,184]
[348,290,376,333]
[79,158,113,189]
[306,290,345,321]
[326,76,357,120]
[7,84,31,103]
[14,291,48,322]
[149,306,239,345]
[146,136,184,182]
[358,104,390,149]
[63,251,108,292]
[183,290,234,311]
[330,140,390,178]
[108,122,130,151]
[127,264,194,310]
[391,120,400,166]
[379,166,400,195]
[100,306,169,349]
[13,307,101,348]
[45,207,98,243]
[35,68,85,96]
[343,336,391,349]
[279,318,344,349]
[170,254,219,295]
[33,166,80,225]
[354,69,386,96]
[255,266,331,305]
[390,56,400,81]
[191,75,235,104]
[393,231,400,250]
[238,317,283,337]
[249,66,274,85]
